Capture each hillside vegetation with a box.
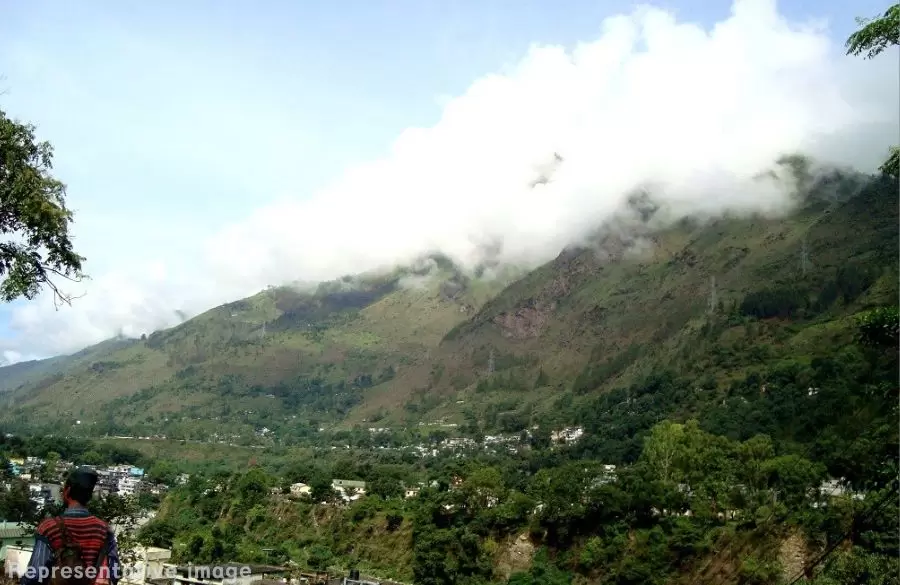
[0,259,519,438]
[1,162,897,585]
[0,163,896,448]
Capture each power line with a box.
[784,480,899,585]
[732,406,897,585]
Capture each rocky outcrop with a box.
[495,532,535,581]
[493,305,550,339]
[778,531,810,583]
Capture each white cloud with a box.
[1,0,897,361]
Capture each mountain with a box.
[0,166,896,449]
[0,258,522,437]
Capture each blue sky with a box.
[0,0,895,362]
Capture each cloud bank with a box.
[2,0,898,360]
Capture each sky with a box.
[0,0,897,364]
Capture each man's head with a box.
[63,466,98,507]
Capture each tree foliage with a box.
[846,4,900,179]
[0,109,84,304]
[845,4,900,59]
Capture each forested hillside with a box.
[1,159,896,584]
[1,163,896,451]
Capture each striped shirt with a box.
[20,506,121,585]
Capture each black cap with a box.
[66,466,98,492]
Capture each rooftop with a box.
[332,479,366,488]
[0,522,30,540]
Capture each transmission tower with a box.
[488,349,495,375]
[708,275,717,314]
[800,236,810,276]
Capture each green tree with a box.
[846,4,900,59]
[41,451,60,482]
[81,450,103,466]
[309,473,336,503]
[0,479,36,522]
[137,519,176,548]
[306,543,334,571]
[846,4,900,178]
[641,420,686,483]
[146,460,178,485]
[91,493,143,567]
[368,475,403,500]
[459,466,505,513]
[0,109,85,304]
[763,454,825,510]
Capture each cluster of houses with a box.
[93,464,157,498]
[274,478,426,505]
[379,426,588,460]
[277,479,423,505]
[4,457,166,513]
[549,427,584,444]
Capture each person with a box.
[20,467,121,585]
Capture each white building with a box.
[118,476,142,497]
[120,546,172,585]
[289,483,311,498]
[550,427,584,444]
[28,483,61,511]
[331,479,366,503]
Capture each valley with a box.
[0,161,897,584]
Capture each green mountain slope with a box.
[0,337,142,393]
[0,259,521,437]
[385,170,896,430]
[0,167,896,451]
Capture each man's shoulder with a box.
[35,517,61,537]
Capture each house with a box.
[28,483,61,511]
[120,546,173,585]
[0,522,33,562]
[118,476,142,497]
[331,479,366,502]
[139,482,167,496]
[289,483,311,498]
[550,427,584,444]
[404,487,420,499]
[332,479,366,490]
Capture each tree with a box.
[641,420,686,484]
[91,493,143,568]
[40,451,60,482]
[309,473,336,503]
[0,109,85,304]
[146,460,178,486]
[368,475,403,500]
[845,4,899,59]
[0,479,36,522]
[846,4,900,178]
